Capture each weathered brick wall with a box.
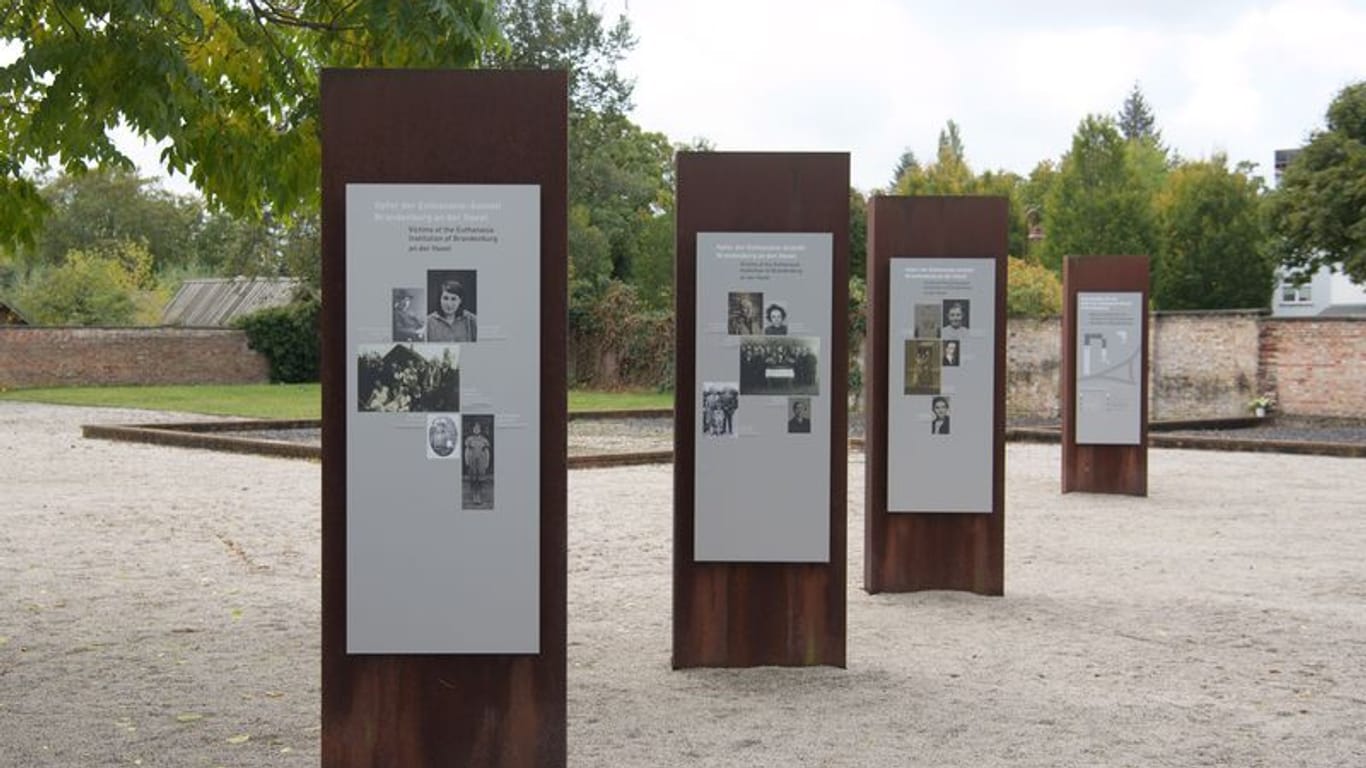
[1005,312,1266,421]
[1150,311,1263,419]
[1260,319,1366,418]
[0,327,270,389]
[1006,317,1061,421]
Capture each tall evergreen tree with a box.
[1118,82,1162,144]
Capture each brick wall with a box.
[1260,319,1366,418]
[1006,317,1061,420]
[1150,311,1262,419]
[853,313,1359,421]
[0,327,270,389]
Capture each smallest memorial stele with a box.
[1061,254,1150,496]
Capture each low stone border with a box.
[81,420,322,461]
[82,413,1363,465]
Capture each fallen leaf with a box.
[175,713,203,723]
[226,734,250,745]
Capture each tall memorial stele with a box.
[864,196,1007,595]
[320,70,568,767]
[1061,255,1150,496]
[673,152,849,668]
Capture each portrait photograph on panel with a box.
[357,343,461,413]
[787,396,812,434]
[942,299,971,336]
[461,414,495,509]
[727,292,763,335]
[392,288,425,342]
[739,336,820,396]
[424,269,478,342]
[426,413,460,459]
[942,338,961,367]
[903,339,942,395]
[914,303,942,338]
[762,301,789,335]
[701,382,739,436]
[930,396,952,435]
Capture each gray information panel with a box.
[1076,291,1143,445]
[694,232,832,562]
[345,184,540,653]
[887,258,995,513]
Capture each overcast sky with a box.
[605,0,1366,190]
[87,0,1366,195]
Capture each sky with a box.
[600,0,1366,191]
[87,0,1366,195]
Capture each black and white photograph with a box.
[701,382,739,436]
[762,301,789,335]
[903,339,942,395]
[461,414,494,509]
[425,269,478,342]
[392,288,425,342]
[942,338,961,367]
[787,397,812,434]
[426,414,460,459]
[914,303,942,339]
[930,395,951,435]
[356,343,461,413]
[739,336,820,396]
[942,299,971,336]
[727,292,763,335]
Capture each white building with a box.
[1269,149,1366,317]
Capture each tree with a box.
[889,149,919,190]
[1118,82,1162,145]
[13,242,153,326]
[489,0,671,296]
[1006,256,1062,317]
[894,121,1029,257]
[0,1,501,248]
[1269,80,1366,284]
[488,0,634,116]
[1039,115,1159,272]
[849,187,868,280]
[895,120,973,195]
[1154,155,1271,309]
[10,169,200,277]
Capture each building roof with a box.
[0,301,29,325]
[161,277,300,327]
[1318,304,1366,318]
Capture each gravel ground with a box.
[5,402,1366,767]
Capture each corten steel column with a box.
[1061,255,1150,496]
[864,196,1007,595]
[673,152,849,668]
[320,70,567,767]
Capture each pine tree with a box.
[1118,82,1162,144]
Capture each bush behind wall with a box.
[233,296,321,383]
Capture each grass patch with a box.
[569,389,672,412]
[0,384,321,420]
[0,383,673,418]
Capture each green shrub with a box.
[233,296,321,383]
[569,280,673,390]
[1007,256,1063,317]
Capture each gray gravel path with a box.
[4,401,1365,767]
